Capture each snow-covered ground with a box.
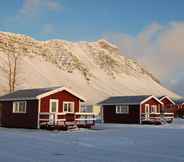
[0,119,184,162]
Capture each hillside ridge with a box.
[0,32,179,104]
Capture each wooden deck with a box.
[39,112,96,130]
[141,112,174,124]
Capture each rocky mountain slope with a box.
[0,32,180,104]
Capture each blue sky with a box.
[0,0,184,41]
[0,0,184,96]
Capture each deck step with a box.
[67,125,79,131]
[160,117,168,125]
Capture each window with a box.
[116,105,129,114]
[13,101,26,113]
[50,99,58,113]
[63,102,74,113]
[150,105,157,113]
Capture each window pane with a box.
[19,102,26,112]
[116,106,120,113]
[15,103,19,112]
[68,103,71,112]
[64,103,68,112]
[51,102,57,112]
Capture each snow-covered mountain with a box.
[0,32,180,104]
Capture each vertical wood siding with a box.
[141,98,162,113]
[103,105,140,124]
[161,98,175,113]
[40,90,80,113]
[1,100,38,128]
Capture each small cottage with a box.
[158,96,175,120]
[99,95,164,124]
[175,98,184,108]
[174,98,184,118]
[0,87,95,129]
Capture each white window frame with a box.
[13,101,27,113]
[49,99,59,113]
[150,105,157,113]
[116,105,129,114]
[63,102,74,113]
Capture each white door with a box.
[145,104,150,120]
[49,99,59,124]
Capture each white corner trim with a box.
[36,87,86,102]
[140,95,164,105]
[37,99,41,129]
[139,105,142,124]
[160,96,176,105]
[79,100,81,113]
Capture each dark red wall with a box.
[141,98,162,113]
[1,100,38,128]
[40,90,80,113]
[174,104,184,117]
[161,98,175,113]
[103,105,140,124]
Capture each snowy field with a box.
[1,120,184,162]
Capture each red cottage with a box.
[175,99,184,118]
[0,87,95,129]
[158,96,175,120]
[99,95,164,124]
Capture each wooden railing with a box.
[141,113,161,121]
[161,112,174,121]
[141,112,174,123]
[75,112,96,126]
[39,112,96,127]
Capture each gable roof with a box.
[0,86,85,102]
[99,95,163,105]
[157,96,175,105]
[99,95,151,105]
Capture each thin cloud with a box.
[17,0,63,18]
[47,0,63,11]
[18,0,42,16]
[106,22,184,96]
[1,0,63,36]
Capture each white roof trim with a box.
[160,96,176,105]
[36,87,86,102]
[140,95,164,105]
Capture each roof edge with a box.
[36,86,86,102]
[160,96,176,105]
[140,95,164,105]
